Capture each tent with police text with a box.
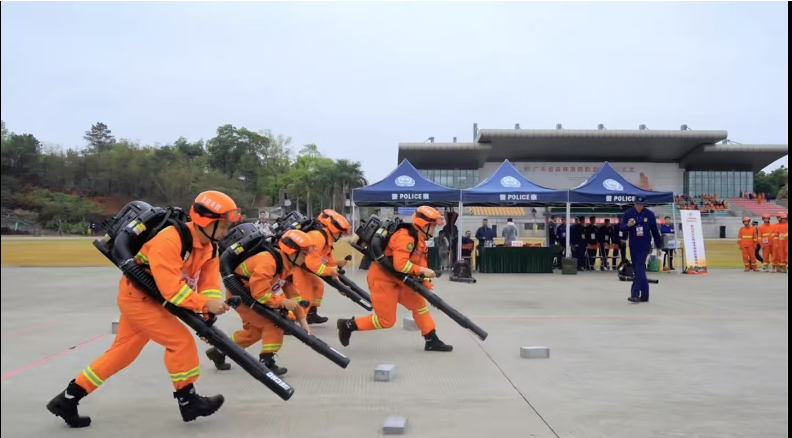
[461,159,568,205]
[568,162,674,205]
[563,162,679,274]
[351,160,460,273]
[352,159,460,207]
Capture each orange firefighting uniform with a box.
[356,228,436,336]
[758,223,776,269]
[774,222,787,270]
[738,225,758,271]
[75,222,222,393]
[292,229,338,308]
[229,251,305,354]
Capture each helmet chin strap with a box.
[199,222,221,243]
[418,224,433,239]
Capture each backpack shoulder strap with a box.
[403,224,419,256]
[172,221,194,263]
[261,242,284,276]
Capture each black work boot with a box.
[174,384,224,423]
[424,330,454,352]
[206,347,231,371]
[306,306,329,325]
[337,318,357,347]
[260,353,288,376]
[47,380,92,428]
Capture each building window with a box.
[419,169,480,189]
[685,171,754,198]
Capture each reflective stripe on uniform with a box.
[261,343,282,353]
[170,284,194,306]
[401,261,414,274]
[417,306,429,315]
[316,264,327,275]
[240,261,252,278]
[742,235,754,239]
[170,366,201,382]
[81,366,104,387]
[257,293,273,304]
[134,252,150,265]
[372,315,383,330]
[199,289,223,299]
[315,299,323,306]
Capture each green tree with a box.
[83,122,116,153]
[1,133,42,180]
[1,120,8,142]
[779,185,788,200]
[754,166,787,197]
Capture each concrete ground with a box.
[1,267,788,438]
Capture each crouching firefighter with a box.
[206,227,316,376]
[47,191,245,428]
[292,209,353,324]
[338,206,454,352]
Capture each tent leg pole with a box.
[672,200,680,275]
[351,192,356,274]
[566,201,571,259]
[457,201,463,262]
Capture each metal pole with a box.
[457,201,464,261]
[672,199,680,275]
[566,198,572,259]
[351,191,356,274]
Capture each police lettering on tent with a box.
[605,195,637,203]
[391,193,431,201]
[499,194,539,201]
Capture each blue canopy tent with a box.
[352,159,460,207]
[565,162,679,274]
[461,160,569,205]
[350,160,460,272]
[568,162,674,205]
[458,160,568,259]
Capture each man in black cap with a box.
[620,197,663,303]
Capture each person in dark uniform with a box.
[620,197,663,303]
[753,221,764,264]
[572,217,586,271]
[547,217,557,247]
[584,216,599,270]
[660,216,676,271]
[556,217,568,257]
[615,215,629,266]
[599,218,616,271]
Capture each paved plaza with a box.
[1,267,788,438]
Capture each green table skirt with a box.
[479,247,553,273]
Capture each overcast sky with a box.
[1,1,788,182]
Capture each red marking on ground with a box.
[1,317,75,339]
[1,333,110,381]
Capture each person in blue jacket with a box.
[571,217,586,271]
[620,197,663,303]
